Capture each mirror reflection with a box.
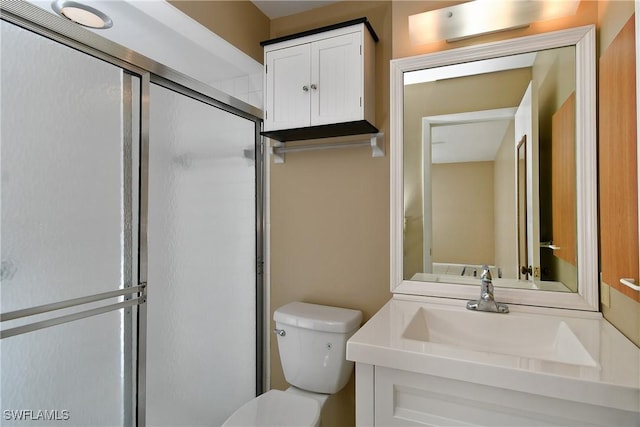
[403,45,577,292]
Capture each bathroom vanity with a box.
[347,297,640,426]
[347,22,640,427]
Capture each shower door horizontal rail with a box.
[1,284,146,339]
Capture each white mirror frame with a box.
[390,25,598,311]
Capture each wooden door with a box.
[599,16,639,301]
[552,92,577,266]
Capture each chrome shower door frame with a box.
[0,3,265,426]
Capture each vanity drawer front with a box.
[373,367,637,427]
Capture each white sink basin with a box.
[402,306,598,367]
[347,299,640,415]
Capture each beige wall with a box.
[176,6,639,427]
[597,0,639,347]
[268,3,393,427]
[168,1,269,63]
[432,161,495,264]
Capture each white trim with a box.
[574,25,599,308]
[390,59,405,294]
[423,108,518,124]
[264,135,272,391]
[354,363,375,426]
[421,117,433,273]
[391,26,595,74]
[390,25,599,311]
[390,293,604,319]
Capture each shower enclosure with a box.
[1,4,263,426]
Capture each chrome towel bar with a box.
[1,284,146,339]
[271,133,384,164]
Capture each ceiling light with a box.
[51,1,113,29]
[409,0,579,45]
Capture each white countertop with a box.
[347,296,640,413]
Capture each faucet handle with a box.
[481,264,492,281]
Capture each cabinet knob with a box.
[302,85,309,92]
[310,84,317,90]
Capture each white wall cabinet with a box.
[261,18,377,142]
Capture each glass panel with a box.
[1,309,134,426]
[1,21,140,426]
[1,21,133,310]
[147,84,256,426]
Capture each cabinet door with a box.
[265,44,311,131]
[374,367,636,426]
[311,31,363,126]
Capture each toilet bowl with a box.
[222,302,362,426]
[222,389,321,427]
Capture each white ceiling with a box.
[424,108,518,164]
[432,120,512,164]
[26,0,262,102]
[252,1,339,19]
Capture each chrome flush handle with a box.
[273,328,286,337]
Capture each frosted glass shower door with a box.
[1,20,140,426]
[147,84,258,426]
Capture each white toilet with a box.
[222,301,362,426]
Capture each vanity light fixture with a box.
[51,0,113,29]
[408,0,579,45]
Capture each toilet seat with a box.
[222,389,321,427]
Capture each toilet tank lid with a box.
[274,302,362,333]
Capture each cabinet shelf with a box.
[261,120,378,142]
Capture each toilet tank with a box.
[274,302,362,394]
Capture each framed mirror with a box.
[390,25,598,311]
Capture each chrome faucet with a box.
[466,265,509,313]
